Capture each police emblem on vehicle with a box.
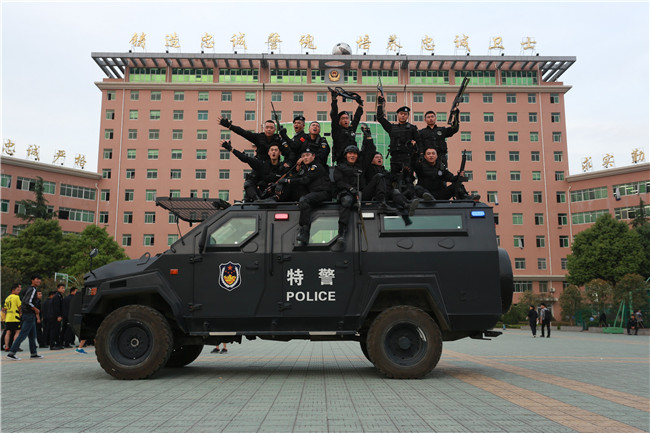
[219,262,242,291]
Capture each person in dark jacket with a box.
[539,303,552,338]
[6,274,44,360]
[414,147,478,201]
[60,287,77,347]
[47,286,64,350]
[417,110,459,167]
[277,148,332,247]
[279,115,309,165]
[376,102,419,186]
[527,305,538,338]
[332,145,365,251]
[299,121,330,167]
[627,315,638,335]
[330,90,363,164]
[218,117,289,162]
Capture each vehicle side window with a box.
[309,216,338,244]
[208,217,257,246]
[382,215,464,232]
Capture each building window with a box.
[386,93,397,103]
[170,169,181,179]
[198,91,209,101]
[527,93,536,104]
[511,191,522,203]
[197,130,208,140]
[554,151,563,162]
[465,151,472,161]
[245,92,256,102]
[529,112,538,123]
[558,213,568,225]
[219,190,230,201]
[507,112,518,123]
[146,169,158,179]
[172,110,184,121]
[555,171,565,181]
[58,207,94,223]
[509,151,520,162]
[510,171,521,181]
[144,212,156,224]
[561,258,568,270]
[102,149,112,159]
[244,150,254,158]
[219,169,230,180]
[531,151,540,162]
[197,149,207,160]
[551,112,561,123]
[244,111,255,121]
[532,171,541,181]
[128,110,138,120]
[436,93,446,103]
[145,190,156,201]
[512,213,523,225]
[202,189,210,199]
[506,93,517,104]
[198,110,208,121]
[149,130,159,140]
[435,113,446,123]
[271,69,307,84]
[483,112,494,123]
[366,112,377,122]
[169,190,180,198]
[317,92,327,102]
[174,91,184,101]
[0,175,11,189]
[122,234,132,247]
[529,132,539,142]
[293,92,304,102]
[107,90,116,100]
[148,149,159,159]
[550,93,559,104]
[486,171,497,181]
[172,130,183,140]
[413,93,423,103]
[538,258,547,270]
[220,130,231,140]
[317,111,327,121]
[221,91,232,102]
[559,236,569,248]
[464,171,473,181]
[413,112,424,122]
[487,191,498,203]
[168,149,181,160]
[123,212,133,224]
[482,93,493,103]
[150,91,161,101]
[125,190,134,201]
[553,132,562,142]
[221,110,232,120]
[102,169,111,179]
[168,212,177,224]
[460,132,471,142]
[536,236,545,248]
[514,236,525,249]
[1,199,9,213]
[514,258,526,270]
[485,151,496,161]
[106,109,115,120]
[150,110,160,120]
[144,234,155,246]
[104,129,114,140]
[126,129,136,140]
[535,213,544,225]
[508,132,519,142]
[556,192,566,203]
[271,92,282,102]
[196,169,206,180]
[220,150,230,160]
[494,213,499,225]
[100,189,110,201]
[484,132,495,142]
[168,235,179,246]
[190,190,197,198]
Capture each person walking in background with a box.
[527,305,538,338]
[540,303,551,338]
[60,287,77,347]
[6,274,44,360]
[3,283,22,351]
[599,312,607,327]
[635,309,644,329]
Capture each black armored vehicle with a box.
[70,197,513,380]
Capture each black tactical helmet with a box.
[344,145,359,154]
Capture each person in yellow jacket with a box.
[3,283,22,351]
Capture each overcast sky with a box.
[2,1,648,174]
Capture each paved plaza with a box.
[1,329,648,433]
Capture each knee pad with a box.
[340,194,355,208]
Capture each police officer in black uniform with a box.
[377,101,419,188]
[332,145,365,251]
[300,121,330,167]
[221,140,288,201]
[276,147,332,247]
[330,90,363,164]
[414,147,478,201]
[418,110,459,167]
[279,115,310,165]
[218,116,289,162]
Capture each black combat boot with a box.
[295,225,310,247]
[421,192,434,201]
[332,225,347,252]
[408,199,420,216]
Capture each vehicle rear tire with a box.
[366,305,442,379]
[165,344,204,368]
[96,305,173,380]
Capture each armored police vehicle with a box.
[70,197,513,380]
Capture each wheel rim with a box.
[383,322,427,366]
[110,321,153,365]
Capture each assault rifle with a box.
[376,76,385,114]
[448,75,470,125]
[457,149,468,182]
[328,86,362,104]
[270,101,282,133]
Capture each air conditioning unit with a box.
[549,288,556,293]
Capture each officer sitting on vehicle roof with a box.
[299,121,330,168]
[330,90,363,165]
[219,116,291,163]
[221,140,288,202]
[279,115,309,166]
[275,147,332,247]
[332,145,365,251]
[414,147,479,201]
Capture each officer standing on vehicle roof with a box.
[276,147,331,247]
[330,90,363,164]
[418,109,459,167]
[414,147,478,201]
[376,100,419,185]
[218,116,289,162]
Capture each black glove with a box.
[277,178,289,185]
[355,96,363,106]
[349,187,358,195]
[221,141,232,152]
[452,108,460,117]
[377,95,385,104]
[360,124,371,138]
[331,90,338,99]
[219,117,232,128]
[279,127,287,135]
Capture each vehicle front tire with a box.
[165,344,204,368]
[359,337,373,364]
[96,305,173,380]
[366,305,442,379]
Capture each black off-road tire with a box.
[165,344,204,368]
[366,306,442,379]
[96,305,173,380]
[359,337,373,364]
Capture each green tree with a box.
[64,224,129,277]
[634,224,650,279]
[566,214,644,286]
[613,274,649,313]
[558,285,585,325]
[584,278,613,313]
[16,176,56,221]
[0,219,72,277]
[630,198,648,228]
[1,266,25,302]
